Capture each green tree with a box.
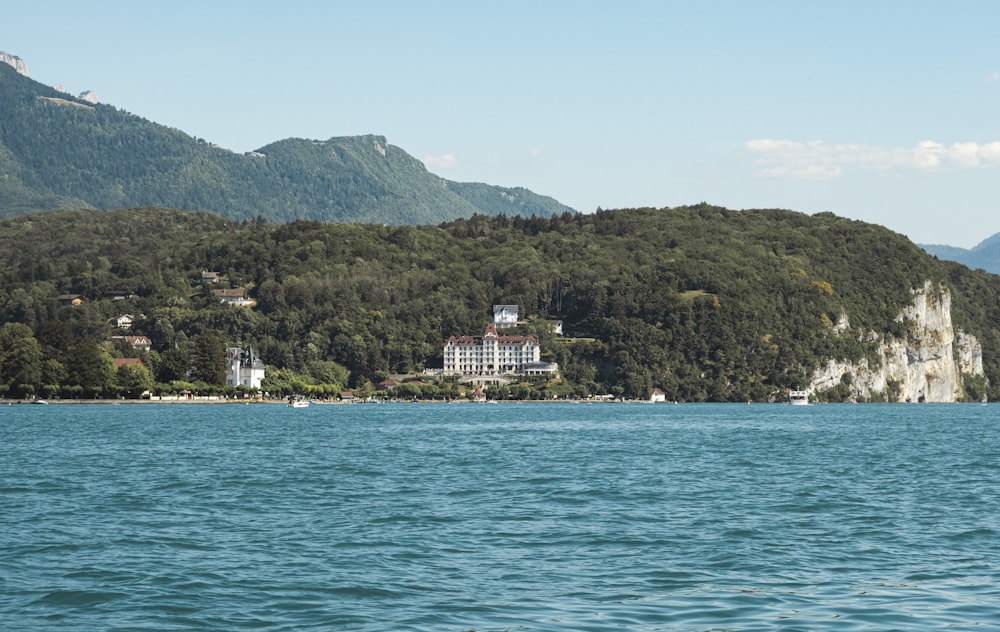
[156,347,191,383]
[40,358,66,398]
[189,330,227,386]
[64,340,115,397]
[116,363,153,399]
[0,322,42,398]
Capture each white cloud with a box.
[422,154,459,170]
[746,138,1000,179]
[988,71,1000,82]
[530,148,543,158]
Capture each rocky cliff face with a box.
[808,281,985,402]
[0,51,30,76]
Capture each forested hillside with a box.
[0,62,573,224]
[2,205,999,402]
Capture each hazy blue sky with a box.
[5,1,999,246]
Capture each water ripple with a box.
[2,403,999,630]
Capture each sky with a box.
[4,0,1000,247]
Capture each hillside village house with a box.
[57,294,87,306]
[127,336,152,351]
[109,335,152,351]
[492,304,519,329]
[443,323,557,378]
[226,346,266,389]
[111,314,134,329]
[213,288,253,306]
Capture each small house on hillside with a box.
[493,304,519,329]
[111,314,134,329]
[213,288,253,307]
[110,335,152,351]
[125,336,152,351]
[57,294,87,306]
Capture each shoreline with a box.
[1,398,283,405]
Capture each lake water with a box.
[2,402,998,630]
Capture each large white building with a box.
[226,346,266,389]
[444,323,546,377]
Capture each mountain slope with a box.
[921,233,1000,275]
[0,61,574,224]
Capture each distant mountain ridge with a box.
[921,233,1000,275]
[0,56,574,224]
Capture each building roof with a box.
[213,288,245,298]
[446,324,538,347]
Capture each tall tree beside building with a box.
[63,339,115,397]
[189,330,227,386]
[153,348,191,383]
[116,363,152,399]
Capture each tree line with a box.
[2,205,999,402]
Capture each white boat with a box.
[288,400,309,408]
[789,390,809,405]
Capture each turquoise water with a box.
[2,402,998,630]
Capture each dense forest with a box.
[2,205,999,402]
[0,62,573,224]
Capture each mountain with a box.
[0,57,574,224]
[921,233,1000,275]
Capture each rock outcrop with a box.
[808,281,985,402]
[0,51,30,76]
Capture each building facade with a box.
[443,323,544,377]
[226,346,266,389]
[492,304,519,329]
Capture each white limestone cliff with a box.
[2,52,96,103]
[0,51,30,76]
[807,281,985,402]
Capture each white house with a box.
[111,314,134,329]
[443,323,547,377]
[492,304,519,329]
[226,346,266,389]
[650,388,667,403]
[110,335,152,351]
[213,288,253,307]
[125,335,152,351]
[522,361,560,378]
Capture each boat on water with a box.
[32,399,49,405]
[288,400,309,408]
[789,390,809,406]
